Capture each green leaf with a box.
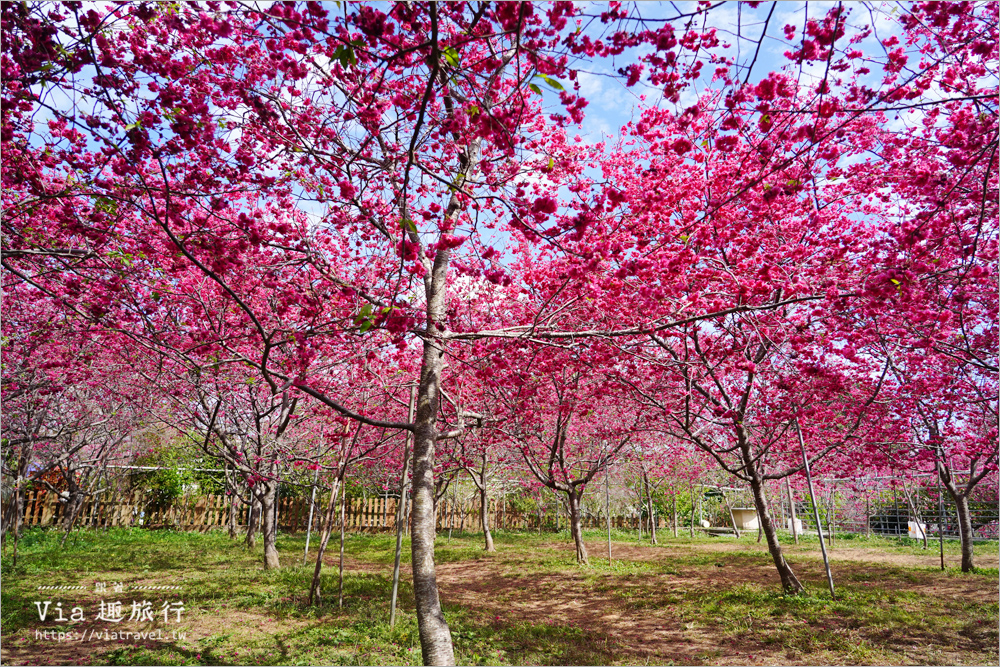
[528,83,542,96]
[890,279,900,285]
[442,46,460,67]
[538,74,564,91]
[124,121,141,131]
[467,104,479,116]
[401,218,417,233]
[359,320,373,333]
[335,45,356,69]
[92,196,118,215]
[354,303,373,325]
[547,157,555,170]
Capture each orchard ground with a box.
[1,528,996,666]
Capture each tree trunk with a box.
[786,479,799,544]
[749,474,804,594]
[3,486,25,565]
[259,481,280,570]
[245,496,260,549]
[63,491,84,533]
[566,489,589,565]
[60,491,87,547]
[479,485,495,552]
[950,490,976,572]
[309,478,341,605]
[672,490,678,539]
[901,481,928,549]
[411,300,455,666]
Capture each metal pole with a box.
[606,463,612,564]
[826,485,835,549]
[389,386,416,627]
[936,457,945,571]
[688,482,695,538]
[796,420,835,600]
[786,478,799,544]
[865,486,871,538]
[338,477,347,609]
[303,467,319,565]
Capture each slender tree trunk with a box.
[786,479,799,544]
[6,484,26,565]
[567,488,589,565]
[947,489,976,572]
[500,493,505,532]
[448,495,455,540]
[60,491,87,547]
[479,484,495,552]
[901,481,928,549]
[309,478,341,605]
[303,468,319,564]
[671,489,678,539]
[259,481,280,570]
[10,488,25,565]
[245,496,260,548]
[749,474,804,594]
[723,491,741,539]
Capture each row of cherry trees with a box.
[3,2,996,664]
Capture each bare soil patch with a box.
[422,538,998,665]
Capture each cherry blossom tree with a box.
[4,2,997,663]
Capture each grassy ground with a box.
[1,526,996,665]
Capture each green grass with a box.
[1,526,997,666]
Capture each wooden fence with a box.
[18,489,664,534]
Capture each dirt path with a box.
[433,557,741,664]
[419,538,996,665]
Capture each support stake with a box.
[796,420,835,600]
[389,387,416,627]
[606,464,612,565]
